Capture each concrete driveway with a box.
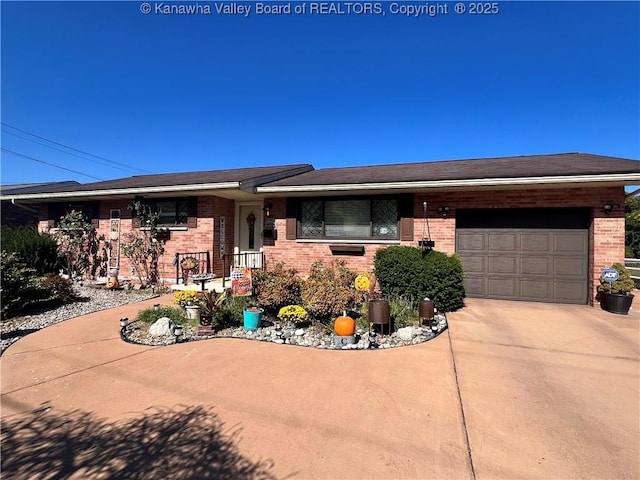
[1,296,638,479]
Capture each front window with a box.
[136,198,190,226]
[299,197,398,239]
[154,199,189,225]
[50,202,98,226]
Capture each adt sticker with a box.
[601,268,620,282]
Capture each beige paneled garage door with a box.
[455,209,590,304]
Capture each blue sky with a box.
[1,1,639,185]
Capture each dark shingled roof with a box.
[0,181,81,195]
[262,153,640,187]
[14,164,313,194]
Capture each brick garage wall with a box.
[416,187,626,305]
[39,196,235,284]
[263,186,626,305]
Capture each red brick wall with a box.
[262,186,626,305]
[37,186,626,305]
[39,196,235,284]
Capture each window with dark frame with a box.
[50,202,98,226]
[299,197,399,239]
[142,198,190,226]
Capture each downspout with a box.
[10,198,39,214]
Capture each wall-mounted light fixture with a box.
[263,202,273,218]
[603,203,620,215]
[437,206,450,218]
[420,201,435,251]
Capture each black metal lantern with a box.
[369,332,378,349]
[173,324,184,343]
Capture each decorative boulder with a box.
[397,326,415,341]
[149,317,173,336]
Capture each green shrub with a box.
[0,251,48,319]
[135,306,191,325]
[373,246,426,301]
[423,251,466,313]
[214,295,255,328]
[252,263,303,313]
[374,246,465,313]
[0,226,60,276]
[597,262,636,295]
[301,260,359,321]
[39,274,76,303]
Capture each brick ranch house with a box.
[3,153,640,306]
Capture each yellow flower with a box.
[174,290,198,307]
[278,305,309,324]
[355,274,370,292]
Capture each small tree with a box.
[121,201,166,287]
[52,210,100,279]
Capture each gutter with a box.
[0,182,241,201]
[256,173,640,194]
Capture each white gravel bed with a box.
[1,285,158,354]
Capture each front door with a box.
[237,204,263,268]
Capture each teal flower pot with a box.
[243,307,263,330]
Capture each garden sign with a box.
[601,268,619,293]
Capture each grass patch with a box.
[135,306,193,326]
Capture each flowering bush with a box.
[121,201,166,286]
[52,210,102,279]
[277,305,309,325]
[174,290,198,307]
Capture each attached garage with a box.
[456,208,590,304]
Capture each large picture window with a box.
[299,197,399,239]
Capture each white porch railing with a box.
[624,258,640,280]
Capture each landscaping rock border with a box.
[121,316,448,350]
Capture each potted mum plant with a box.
[174,290,200,320]
[277,305,309,328]
[598,262,635,315]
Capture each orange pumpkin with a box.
[334,312,355,336]
[106,277,119,289]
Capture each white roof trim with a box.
[0,182,241,201]
[256,173,640,193]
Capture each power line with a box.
[2,130,148,175]
[1,123,153,175]
[1,148,105,181]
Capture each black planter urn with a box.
[601,293,634,315]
